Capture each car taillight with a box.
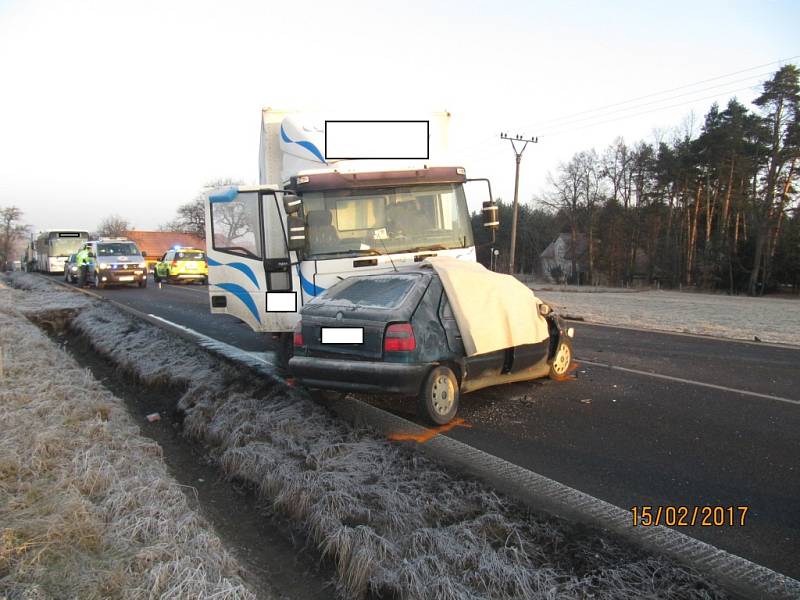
[293,323,304,347]
[384,322,416,352]
[171,260,178,267]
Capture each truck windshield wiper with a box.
[404,244,449,253]
[309,248,382,258]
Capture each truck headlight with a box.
[98,263,108,270]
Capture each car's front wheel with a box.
[417,366,459,425]
[549,341,572,379]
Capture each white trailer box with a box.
[259,109,451,185]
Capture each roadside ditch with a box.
[27,311,336,600]
[8,273,730,600]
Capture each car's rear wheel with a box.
[417,366,459,425]
[549,341,572,379]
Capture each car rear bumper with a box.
[289,356,430,395]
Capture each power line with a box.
[534,71,777,135]
[541,82,764,138]
[458,55,798,158]
[463,80,769,164]
[522,55,800,130]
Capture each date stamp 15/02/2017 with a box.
[630,505,750,527]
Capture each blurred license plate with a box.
[186,262,197,269]
[118,276,134,281]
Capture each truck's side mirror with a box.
[282,192,303,215]
[286,215,306,251]
[482,200,499,231]
[141,251,147,257]
[465,178,499,231]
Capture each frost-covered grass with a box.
[536,288,800,346]
[0,281,256,600]
[6,273,728,599]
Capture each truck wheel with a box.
[417,366,459,425]
[276,332,293,373]
[549,341,572,379]
[138,277,147,288]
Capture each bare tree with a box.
[543,152,597,283]
[161,178,244,239]
[0,206,29,269]
[96,214,131,237]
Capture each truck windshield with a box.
[97,243,141,256]
[300,183,473,258]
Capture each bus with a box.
[34,230,90,273]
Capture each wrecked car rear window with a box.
[316,275,419,309]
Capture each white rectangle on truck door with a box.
[266,291,297,312]
[325,121,429,159]
[321,327,364,344]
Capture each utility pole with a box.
[500,133,538,274]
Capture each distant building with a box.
[540,233,588,283]
[540,232,652,286]
[125,231,205,267]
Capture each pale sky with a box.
[1,0,798,234]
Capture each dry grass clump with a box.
[0,283,256,600]
[6,273,727,599]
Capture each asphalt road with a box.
[68,275,800,579]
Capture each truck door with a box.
[207,188,295,333]
[207,189,269,331]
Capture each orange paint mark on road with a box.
[552,361,580,382]
[388,418,472,443]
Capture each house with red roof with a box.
[125,231,205,268]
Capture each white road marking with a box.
[156,283,209,296]
[571,320,799,350]
[579,358,800,406]
[145,314,278,372]
[146,309,798,406]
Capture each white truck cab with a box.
[205,110,499,347]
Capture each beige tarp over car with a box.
[425,256,550,357]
